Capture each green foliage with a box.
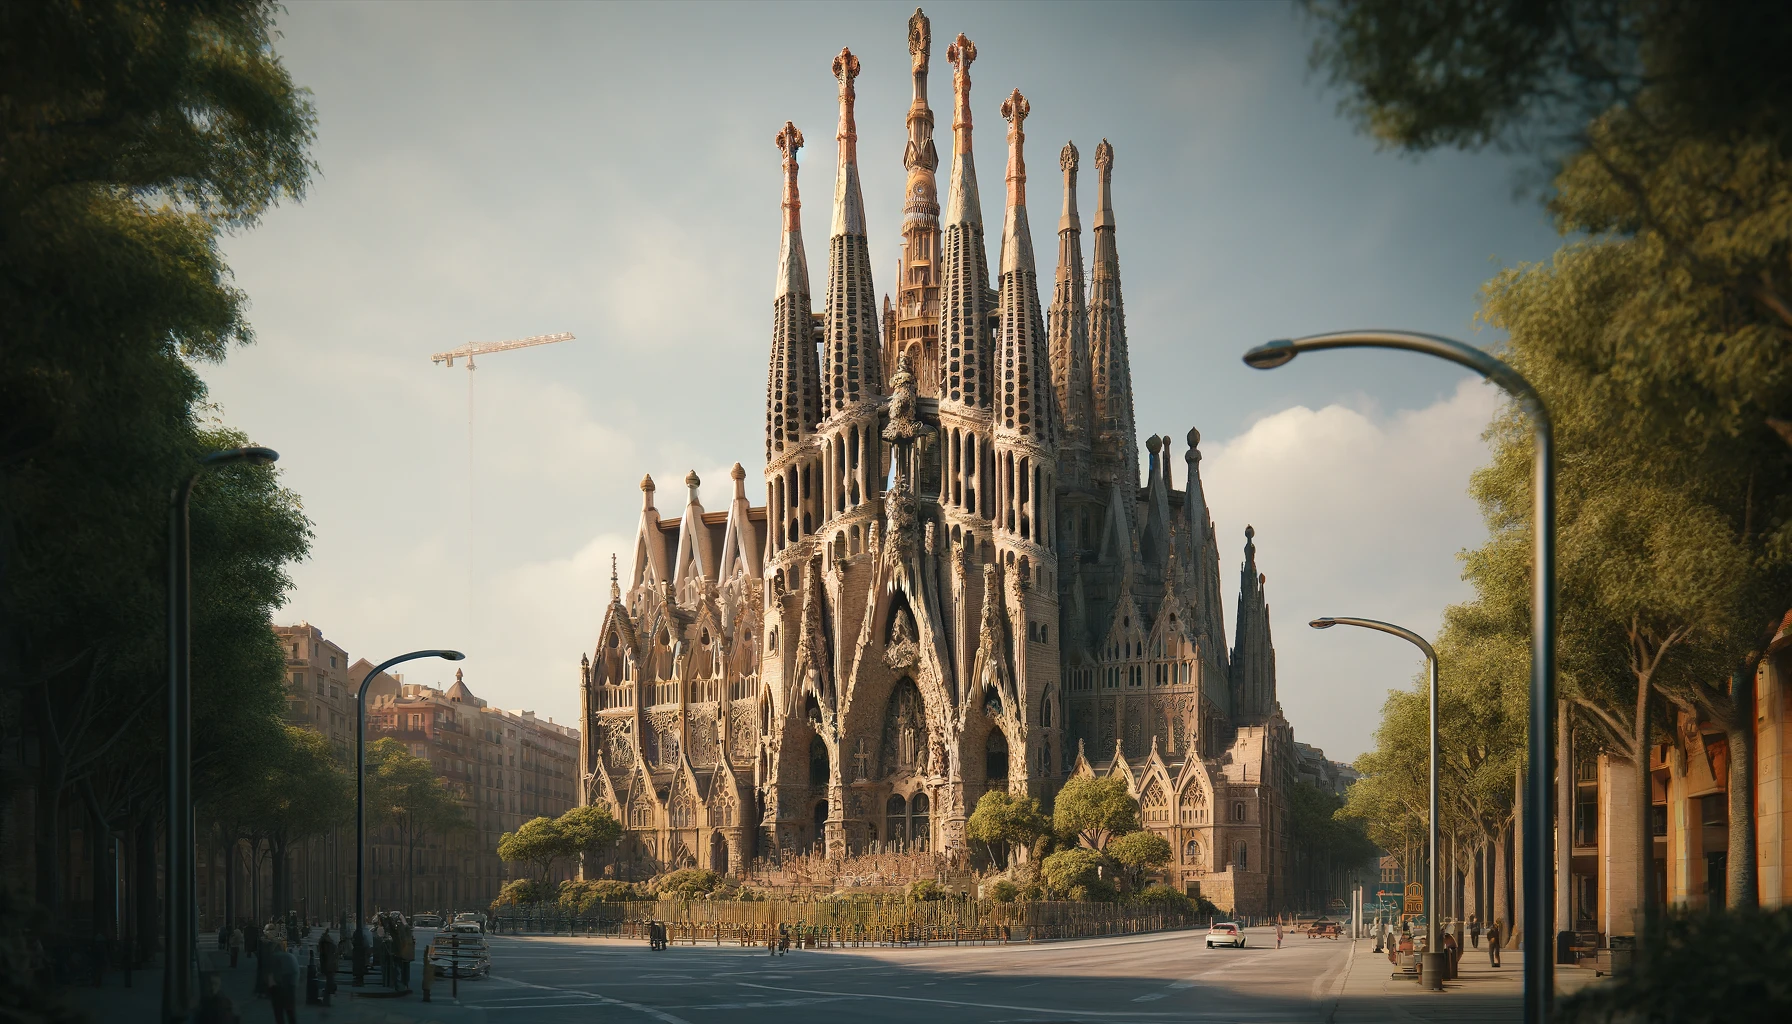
[497,816,571,880]
[558,879,641,911]
[1306,0,1792,157]
[1557,907,1792,1022]
[1107,830,1172,891]
[1040,847,1116,902]
[559,804,623,853]
[986,880,1020,903]
[966,790,1050,868]
[366,738,469,842]
[495,878,551,907]
[653,869,722,900]
[1122,884,1192,912]
[1051,775,1140,851]
[906,879,946,902]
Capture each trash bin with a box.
[1608,934,1635,976]
[1419,951,1446,990]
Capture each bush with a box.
[1041,847,1116,901]
[907,879,946,902]
[495,878,552,906]
[987,880,1020,903]
[558,879,641,911]
[1557,907,1792,1023]
[652,868,722,900]
[1019,882,1046,902]
[1122,884,1190,910]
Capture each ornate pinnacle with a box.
[610,553,620,601]
[1095,138,1114,176]
[776,121,803,232]
[946,33,976,146]
[1060,141,1080,231]
[832,47,860,157]
[1094,138,1115,227]
[1061,141,1079,174]
[1001,89,1029,208]
[909,8,930,74]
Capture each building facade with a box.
[578,10,1300,914]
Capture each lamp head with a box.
[1243,340,1297,370]
[436,651,466,662]
[1309,617,1337,629]
[203,445,280,467]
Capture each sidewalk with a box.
[72,951,486,1024]
[1327,936,1523,1023]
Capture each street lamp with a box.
[354,650,463,980]
[1246,330,1555,1022]
[1311,616,1442,988]
[165,445,278,1024]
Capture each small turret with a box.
[821,47,882,417]
[767,122,821,462]
[1229,525,1276,721]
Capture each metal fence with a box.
[491,898,1197,946]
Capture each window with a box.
[1184,839,1200,862]
[1236,841,1248,870]
[1232,802,1246,822]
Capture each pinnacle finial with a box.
[685,470,701,503]
[610,553,621,600]
[1146,434,1161,455]
[909,8,930,74]
[833,48,861,153]
[946,33,976,144]
[1001,88,1029,208]
[1061,141,1078,173]
[1095,138,1114,174]
[776,121,804,232]
[1187,426,1201,449]
[641,473,656,510]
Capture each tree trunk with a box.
[1493,819,1511,936]
[1725,666,1758,907]
[224,838,237,927]
[1463,837,1481,926]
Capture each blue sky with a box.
[206,1,1564,760]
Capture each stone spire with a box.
[1088,139,1139,493]
[889,8,943,397]
[937,33,994,412]
[822,47,882,418]
[1049,141,1094,490]
[994,89,1051,447]
[1229,525,1276,721]
[1182,428,1227,669]
[766,122,821,462]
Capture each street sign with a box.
[1402,881,1424,920]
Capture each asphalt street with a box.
[446,925,1359,1023]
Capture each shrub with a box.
[495,878,552,906]
[987,880,1020,903]
[1557,907,1792,1023]
[652,868,722,899]
[907,879,946,902]
[1041,847,1116,901]
[1018,882,1046,902]
[1122,884,1190,910]
[558,879,640,911]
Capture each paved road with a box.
[452,926,1360,1023]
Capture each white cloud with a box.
[1200,380,1500,762]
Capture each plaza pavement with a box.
[76,925,1597,1022]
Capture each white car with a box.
[452,912,484,934]
[1206,922,1246,948]
[430,923,491,978]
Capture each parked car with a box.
[1206,922,1246,949]
[430,923,490,978]
[452,912,484,934]
[412,914,442,928]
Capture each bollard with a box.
[1419,950,1446,991]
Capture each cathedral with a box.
[579,10,1296,914]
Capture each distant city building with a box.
[364,667,581,912]
[1295,742,1359,798]
[577,10,1311,915]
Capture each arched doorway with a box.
[986,730,1009,784]
[911,793,931,852]
[710,832,729,874]
[809,735,829,787]
[812,800,829,849]
[886,794,907,849]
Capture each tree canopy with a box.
[967,790,1051,869]
[1052,776,1140,852]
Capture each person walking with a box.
[229,925,244,968]
[1275,922,1283,949]
[1486,920,1503,968]
[317,928,339,1006]
[1469,915,1482,948]
[266,944,299,1024]
[1441,930,1460,980]
[777,923,789,956]
[394,919,415,994]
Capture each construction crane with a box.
[432,331,576,640]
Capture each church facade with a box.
[578,10,1297,914]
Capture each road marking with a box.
[486,972,695,1024]
[734,980,1203,1018]
[1132,992,1168,1002]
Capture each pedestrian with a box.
[266,943,299,1024]
[229,925,244,968]
[1486,920,1502,968]
[1469,915,1482,948]
[394,919,415,993]
[777,923,789,956]
[1441,930,1460,980]
[317,928,339,1006]
[218,922,230,952]
[1275,922,1283,949]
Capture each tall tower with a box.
[1049,141,1098,534]
[766,122,822,565]
[887,8,942,398]
[1088,139,1139,498]
[1229,525,1276,722]
[819,47,885,538]
[936,33,996,534]
[992,88,1059,793]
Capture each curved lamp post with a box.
[354,649,463,975]
[165,446,278,1024]
[1246,330,1554,1021]
[1311,616,1442,987]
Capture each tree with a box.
[1052,776,1140,852]
[1040,848,1115,902]
[366,738,469,911]
[498,816,575,881]
[558,804,623,877]
[1108,831,1173,892]
[967,790,1051,869]
[1,0,315,952]
[255,727,352,916]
